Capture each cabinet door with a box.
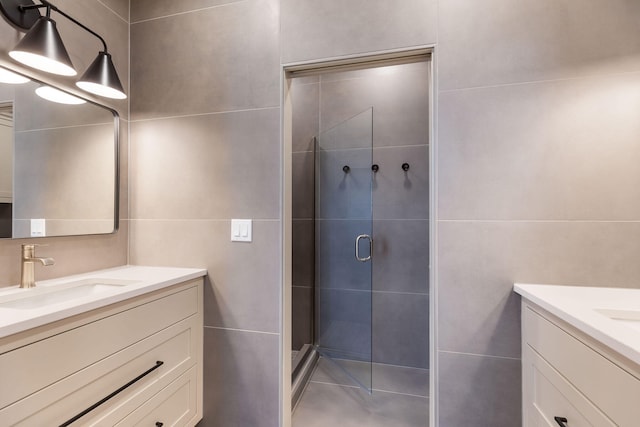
[115,366,198,427]
[523,305,640,426]
[524,345,615,427]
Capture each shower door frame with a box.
[281,46,437,427]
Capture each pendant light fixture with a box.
[76,51,126,99]
[0,0,126,99]
[9,6,76,76]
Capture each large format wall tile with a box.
[131,108,280,220]
[439,0,640,91]
[320,62,429,148]
[202,327,279,427]
[131,0,279,120]
[281,0,436,64]
[132,0,244,22]
[372,219,428,294]
[438,220,640,359]
[372,145,429,220]
[439,73,640,221]
[100,0,129,22]
[130,219,281,333]
[373,292,429,368]
[438,351,521,427]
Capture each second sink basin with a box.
[0,278,139,310]
[595,308,640,333]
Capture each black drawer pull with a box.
[554,416,568,427]
[156,423,164,427]
[59,361,164,427]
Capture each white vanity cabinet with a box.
[0,277,203,426]
[521,301,640,427]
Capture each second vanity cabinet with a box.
[0,277,203,426]
[521,300,640,427]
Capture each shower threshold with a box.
[292,344,319,410]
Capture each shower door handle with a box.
[355,234,372,262]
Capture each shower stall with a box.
[289,58,430,423]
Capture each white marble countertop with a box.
[514,284,640,366]
[0,265,207,339]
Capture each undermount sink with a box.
[595,308,640,333]
[0,278,139,310]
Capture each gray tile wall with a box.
[0,0,129,287]
[437,0,640,426]
[129,1,281,426]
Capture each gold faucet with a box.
[20,244,55,288]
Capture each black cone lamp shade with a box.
[9,15,76,76]
[76,51,126,99]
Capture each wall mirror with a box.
[0,66,118,239]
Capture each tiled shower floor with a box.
[293,358,429,427]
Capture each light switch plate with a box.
[30,219,46,237]
[231,219,252,242]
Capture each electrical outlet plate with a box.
[30,218,46,237]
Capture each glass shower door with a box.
[314,108,373,392]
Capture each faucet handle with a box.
[21,243,50,259]
[22,243,49,249]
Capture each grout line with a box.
[313,287,428,296]
[439,350,520,361]
[369,388,429,399]
[130,106,280,124]
[129,218,281,222]
[97,0,128,24]
[16,122,114,133]
[292,143,429,155]
[204,325,279,336]
[372,290,429,296]
[438,69,640,94]
[371,218,429,221]
[438,219,640,223]
[315,218,429,221]
[309,380,429,399]
[372,362,429,371]
[130,0,248,24]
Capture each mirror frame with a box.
[0,64,120,239]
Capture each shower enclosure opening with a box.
[288,55,430,425]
